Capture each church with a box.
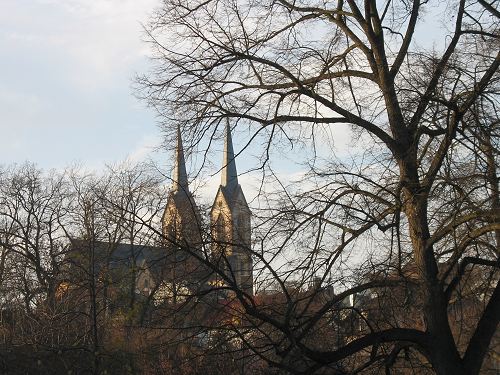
[157,122,254,298]
[65,124,254,308]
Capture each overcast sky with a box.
[0,0,162,170]
[0,0,330,204]
[0,0,448,201]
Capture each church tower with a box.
[210,124,253,295]
[162,126,203,291]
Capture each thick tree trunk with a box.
[400,158,465,375]
[482,128,500,253]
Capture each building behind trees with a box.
[0,0,499,372]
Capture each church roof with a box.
[66,239,176,283]
[211,183,250,215]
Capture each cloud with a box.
[1,0,160,90]
[0,0,160,168]
[128,134,162,164]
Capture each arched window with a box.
[213,214,229,257]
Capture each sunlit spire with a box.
[172,125,189,194]
[221,122,238,191]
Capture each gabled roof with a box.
[66,239,176,283]
[210,183,250,215]
[163,188,200,220]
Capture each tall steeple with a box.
[172,124,189,194]
[162,125,205,293]
[210,123,253,295]
[221,122,238,192]
[162,124,200,241]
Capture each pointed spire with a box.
[172,124,189,194]
[221,123,238,191]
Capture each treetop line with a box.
[0,0,498,374]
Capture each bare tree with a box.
[0,164,69,311]
[0,163,169,374]
[136,0,500,373]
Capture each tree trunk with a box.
[401,159,465,375]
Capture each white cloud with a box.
[128,134,162,164]
[0,0,161,168]
[1,0,160,90]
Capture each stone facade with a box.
[163,124,253,295]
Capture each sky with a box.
[0,0,448,202]
[0,0,332,202]
[0,0,284,202]
[0,0,161,170]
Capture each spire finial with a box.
[221,122,238,190]
[172,124,189,193]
